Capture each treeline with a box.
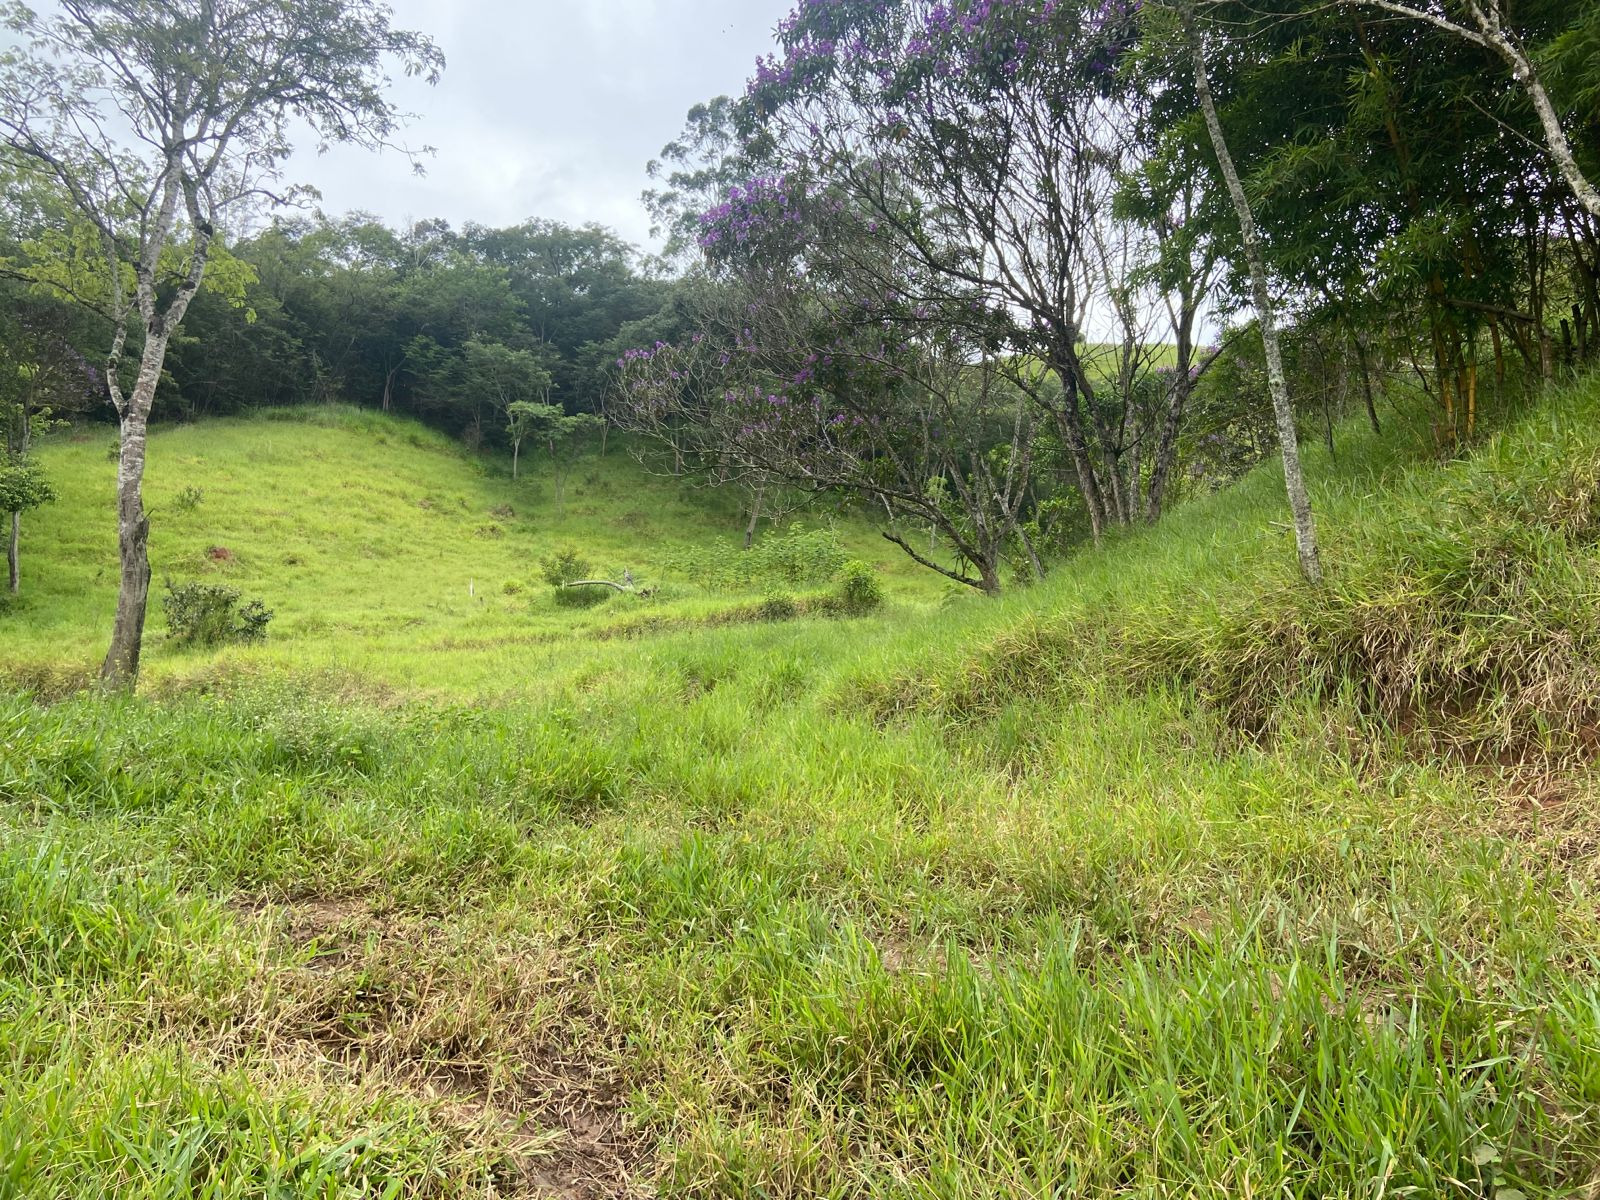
[0,211,693,437]
[162,216,689,441]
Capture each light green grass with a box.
[1,387,1598,1197]
[5,406,945,695]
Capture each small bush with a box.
[171,485,204,514]
[541,547,612,609]
[540,548,592,589]
[756,593,800,621]
[660,524,849,593]
[754,523,850,584]
[833,560,884,616]
[162,581,274,647]
[235,599,274,642]
[502,579,524,596]
[554,584,609,610]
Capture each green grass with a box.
[2,406,943,695]
[1,386,1599,1197]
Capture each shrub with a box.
[749,523,848,584]
[162,581,274,647]
[554,584,609,610]
[540,548,592,589]
[660,524,849,593]
[541,547,610,609]
[833,560,884,616]
[756,593,800,621]
[171,485,204,513]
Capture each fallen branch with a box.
[563,579,633,592]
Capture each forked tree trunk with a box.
[977,557,1002,598]
[512,439,521,480]
[1185,1,1323,584]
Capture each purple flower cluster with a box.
[749,0,1142,107]
[697,175,806,255]
[1085,0,1142,75]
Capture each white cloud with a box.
[284,0,793,247]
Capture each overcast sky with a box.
[285,0,793,251]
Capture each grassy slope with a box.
[5,406,942,693]
[1,388,1599,1198]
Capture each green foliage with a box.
[0,409,929,685]
[831,559,883,616]
[755,592,799,621]
[553,585,609,610]
[541,546,610,609]
[661,523,849,593]
[4,382,1600,1196]
[170,485,204,514]
[539,547,591,588]
[0,457,55,515]
[161,581,273,647]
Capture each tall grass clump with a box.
[855,381,1600,764]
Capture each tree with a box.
[515,404,601,516]
[1179,0,1322,583]
[707,0,1206,547]
[0,0,442,688]
[0,449,55,595]
[0,276,95,596]
[463,339,554,479]
[613,279,1041,596]
[1341,1,1600,220]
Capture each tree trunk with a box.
[8,401,24,594]
[1353,1,1600,218]
[1146,322,1194,521]
[550,440,565,517]
[1490,29,1600,220]
[743,485,764,550]
[1186,2,1323,584]
[512,439,521,480]
[1348,328,1382,435]
[1048,390,1107,547]
[101,406,153,688]
[7,510,18,595]
[978,559,1001,598]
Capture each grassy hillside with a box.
[2,386,1599,1198]
[4,406,943,694]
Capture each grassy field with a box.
[1,407,944,695]
[1,386,1599,1198]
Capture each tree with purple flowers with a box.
[613,266,1041,594]
[729,0,1203,546]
